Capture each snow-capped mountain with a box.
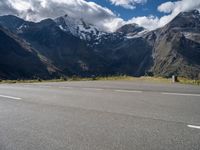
[54,14,150,42]
[0,10,200,79]
[54,14,104,41]
[0,14,147,42]
[116,23,148,39]
[54,14,149,47]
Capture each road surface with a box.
[0,81,200,150]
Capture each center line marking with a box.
[115,90,142,93]
[59,87,74,89]
[0,94,22,100]
[162,92,200,97]
[94,88,104,91]
[187,125,200,129]
[39,86,51,88]
[81,88,104,91]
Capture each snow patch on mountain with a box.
[55,15,105,41]
[17,23,29,33]
[182,32,200,44]
[125,30,149,39]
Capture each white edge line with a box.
[162,92,200,97]
[187,125,200,129]
[114,90,142,93]
[0,94,22,100]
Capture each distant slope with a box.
[18,19,109,76]
[0,26,57,79]
[145,10,200,79]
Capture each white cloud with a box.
[108,0,147,9]
[0,0,125,32]
[103,17,125,31]
[8,0,32,11]
[157,1,176,13]
[127,15,159,30]
[127,0,200,30]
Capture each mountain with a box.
[0,16,111,76]
[145,10,200,79]
[0,10,199,79]
[0,15,26,32]
[0,26,59,79]
[116,23,147,38]
[55,14,103,41]
[0,14,105,41]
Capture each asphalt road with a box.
[0,81,200,150]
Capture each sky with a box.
[90,0,177,20]
[0,0,200,32]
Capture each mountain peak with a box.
[176,9,200,20]
[116,23,147,39]
[54,15,101,40]
[180,9,200,16]
[0,15,25,31]
[116,23,145,34]
[163,9,200,31]
[56,14,95,29]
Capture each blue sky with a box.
[90,0,178,20]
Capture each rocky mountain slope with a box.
[0,10,199,79]
[144,10,200,79]
[0,26,59,79]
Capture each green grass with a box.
[0,76,199,85]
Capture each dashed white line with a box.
[23,85,32,87]
[187,125,200,129]
[93,88,104,91]
[59,86,74,89]
[38,85,51,88]
[114,90,142,93]
[81,88,104,91]
[0,94,22,100]
[162,92,200,97]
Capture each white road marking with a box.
[93,88,104,91]
[23,85,32,87]
[38,85,51,88]
[187,125,200,129]
[162,92,200,97]
[59,86,74,89]
[81,88,104,91]
[0,94,22,100]
[114,90,142,93]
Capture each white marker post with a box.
[172,75,178,83]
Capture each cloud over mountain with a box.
[0,0,124,32]
[128,0,200,30]
[0,0,200,32]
